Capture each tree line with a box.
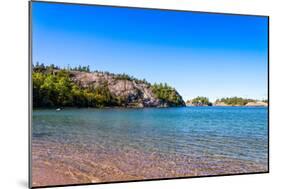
[215,97,257,106]
[33,62,91,73]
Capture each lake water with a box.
[32,107,268,186]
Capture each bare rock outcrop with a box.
[69,71,184,107]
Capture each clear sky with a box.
[32,2,268,101]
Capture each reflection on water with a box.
[32,107,268,187]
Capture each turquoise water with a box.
[32,107,268,183]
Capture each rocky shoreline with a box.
[186,101,268,107]
[213,101,268,107]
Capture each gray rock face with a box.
[69,71,184,107]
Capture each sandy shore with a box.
[32,140,267,187]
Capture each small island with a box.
[186,96,268,107]
[214,97,268,107]
[186,96,212,106]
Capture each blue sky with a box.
[32,2,268,101]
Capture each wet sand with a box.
[32,140,267,187]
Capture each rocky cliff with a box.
[69,71,185,108]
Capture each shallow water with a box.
[32,107,268,186]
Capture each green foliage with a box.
[32,62,59,73]
[32,68,115,108]
[191,96,212,106]
[151,83,185,106]
[216,97,256,106]
[33,71,74,107]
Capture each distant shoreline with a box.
[32,105,268,111]
[186,97,268,107]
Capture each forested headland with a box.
[32,63,186,108]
